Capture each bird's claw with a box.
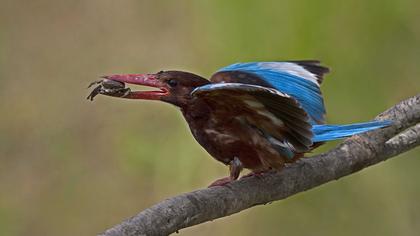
[86,78,130,101]
[208,176,234,187]
[240,170,269,179]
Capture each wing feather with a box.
[192,83,313,152]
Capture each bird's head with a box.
[94,71,210,107]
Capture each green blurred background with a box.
[0,0,419,235]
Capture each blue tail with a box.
[312,120,392,142]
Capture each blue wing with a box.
[215,61,329,124]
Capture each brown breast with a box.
[181,99,288,171]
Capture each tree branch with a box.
[99,94,420,236]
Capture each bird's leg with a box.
[229,157,243,180]
[208,157,243,187]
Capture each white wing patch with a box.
[243,99,265,108]
[256,62,319,86]
[244,99,284,126]
[255,110,284,126]
[192,83,291,98]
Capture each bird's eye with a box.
[167,79,178,87]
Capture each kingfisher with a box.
[87,61,391,186]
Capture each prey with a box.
[87,78,130,101]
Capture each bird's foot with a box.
[240,170,269,179]
[208,177,234,187]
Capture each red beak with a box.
[101,74,169,100]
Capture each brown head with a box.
[101,71,210,107]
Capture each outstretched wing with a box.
[211,61,330,124]
[191,83,313,153]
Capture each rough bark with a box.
[99,94,420,236]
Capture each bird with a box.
[87,60,391,187]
